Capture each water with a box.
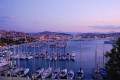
[10,38,113,79]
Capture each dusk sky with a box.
[0,0,120,33]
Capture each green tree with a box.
[105,38,120,80]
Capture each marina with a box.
[0,38,112,79]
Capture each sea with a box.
[10,38,113,79]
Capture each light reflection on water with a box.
[10,38,113,79]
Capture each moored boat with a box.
[41,67,52,79]
[59,69,67,79]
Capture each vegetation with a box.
[105,38,120,80]
[0,37,35,46]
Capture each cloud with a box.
[92,25,120,30]
[0,16,13,19]
[0,16,14,22]
[0,4,3,8]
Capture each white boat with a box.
[62,56,66,60]
[41,67,52,79]
[74,68,84,79]
[51,69,60,79]
[92,46,103,80]
[12,68,24,77]
[44,53,50,60]
[71,51,76,60]
[20,68,29,77]
[0,58,9,72]
[67,70,74,80]
[26,54,33,59]
[50,53,57,60]
[59,69,67,79]
[32,68,44,79]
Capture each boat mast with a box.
[18,45,21,80]
[48,39,50,68]
[24,44,26,69]
[103,43,105,68]
[69,46,70,72]
[64,39,65,69]
[55,45,57,70]
[39,44,41,68]
[57,47,59,79]
[95,46,98,71]
[80,41,82,69]
[33,44,35,80]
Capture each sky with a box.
[0,0,120,33]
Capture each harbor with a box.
[0,38,112,80]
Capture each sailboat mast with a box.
[24,44,26,69]
[103,44,105,68]
[18,45,21,80]
[39,44,40,67]
[95,46,98,71]
[80,41,82,68]
[57,48,59,79]
[48,39,50,68]
[33,44,35,79]
[69,46,70,72]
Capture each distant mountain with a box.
[57,32,83,35]
[38,31,71,35]
[106,31,116,33]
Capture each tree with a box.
[105,38,120,80]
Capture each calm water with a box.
[10,38,113,79]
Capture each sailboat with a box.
[75,41,84,79]
[31,45,36,80]
[51,48,60,79]
[59,69,67,79]
[32,67,44,79]
[41,67,52,79]
[20,44,29,77]
[41,40,52,79]
[59,44,67,79]
[32,45,44,79]
[67,47,74,80]
[67,70,74,80]
[99,44,108,79]
[20,68,29,77]
[92,46,103,79]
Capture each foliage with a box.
[105,38,120,80]
[0,37,35,46]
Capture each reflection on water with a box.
[11,38,112,79]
